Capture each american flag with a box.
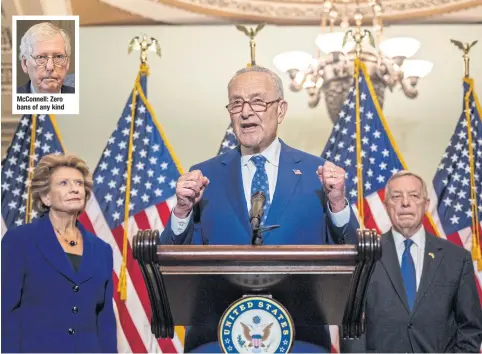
[321,59,441,354]
[1,115,64,233]
[218,122,239,155]
[78,68,185,353]
[429,78,482,303]
[321,59,437,235]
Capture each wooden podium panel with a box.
[132,231,380,341]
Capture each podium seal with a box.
[218,296,294,353]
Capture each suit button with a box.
[68,328,75,335]
[408,323,413,329]
[72,306,78,314]
[72,285,79,292]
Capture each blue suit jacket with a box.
[1,215,117,353]
[161,141,358,245]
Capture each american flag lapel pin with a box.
[428,252,435,259]
[293,169,302,175]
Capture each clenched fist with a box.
[316,161,347,213]
[173,170,210,218]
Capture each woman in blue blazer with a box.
[1,154,117,353]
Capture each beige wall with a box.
[54,24,482,185]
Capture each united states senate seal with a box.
[218,296,294,353]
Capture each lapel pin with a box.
[293,169,302,175]
[428,252,435,259]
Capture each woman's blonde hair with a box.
[31,154,93,215]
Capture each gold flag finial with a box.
[450,39,478,77]
[343,28,375,59]
[128,34,161,67]
[236,24,265,66]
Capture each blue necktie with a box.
[250,155,271,224]
[401,239,416,311]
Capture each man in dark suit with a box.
[159,66,359,352]
[359,171,482,352]
[17,22,74,94]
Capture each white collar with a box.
[392,226,425,248]
[241,138,281,167]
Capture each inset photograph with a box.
[12,16,79,114]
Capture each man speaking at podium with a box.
[160,66,358,247]
[159,66,358,352]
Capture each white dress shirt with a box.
[240,137,280,210]
[171,138,350,235]
[392,227,426,290]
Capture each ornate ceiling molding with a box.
[150,0,482,24]
[98,0,220,23]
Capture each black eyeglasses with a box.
[226,98,282,114]
[30,54,68,67]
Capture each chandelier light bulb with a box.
[272,51,312,72]
[316,32,355,54]
[372,18,382,31]
[353,10,363,24]
[379,37,420,59]
[329,8,339,18]
[401,59,434,78]
[303,76,316,89]
[340,17,350,28]
[373,3,382,14]
[295,71,305,85]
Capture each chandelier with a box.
[272,0,433,123]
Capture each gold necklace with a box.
[54,227,79,247]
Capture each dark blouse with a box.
[66,253,82,272]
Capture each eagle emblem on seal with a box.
[239,316,274,352]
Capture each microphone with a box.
[250,191,266,245]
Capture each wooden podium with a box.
[132,230,380,347]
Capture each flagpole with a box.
[236,24,265,67]
[118,35,161,301]
[464,80,482,270]
[451,39,481,270]
[354,57,364,229]
[343,28,374,230]
[25,115,38,224]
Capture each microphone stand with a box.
[249,191,280,245]
[251,218,280,246]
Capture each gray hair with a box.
[385,170,428,200]
[228,65,284,99]
[19,22,71,59]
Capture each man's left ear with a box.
[20,58,28,74]
[424,198,430,213]
[277,100,288,124]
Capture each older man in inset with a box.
[18,22,74,94]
